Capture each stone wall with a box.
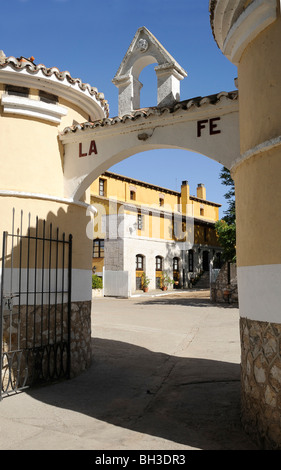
[1,300,92,392]
[211,262,238,304]
[240,317,281,449]
[92,288,104,298]
[70,300,92,377]
[104,238,124,271]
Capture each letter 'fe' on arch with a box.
[197,117,221,137]
[79,140,98,158]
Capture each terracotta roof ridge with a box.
[0,54,109,116]
[102,171,181,195]
[189,195,221,207]
[60,90,238,135]
[100,172,221,207]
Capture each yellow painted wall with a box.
[90,173,220,245]
[235,147,281,267]
[92,258,104,273]
[92,173,179,212]
[194,224,219,246]
[238,16,281,154]
[191,200,219,221]
[0,197,92,270]
[91,173,219,220]
[233,15,281,267]
[0,86,90,198]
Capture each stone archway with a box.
[61,25,239,202]
[61,89,239,201]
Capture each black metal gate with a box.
[0,210,72,398]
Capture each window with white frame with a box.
[137,213,144,230]
[136,254,144,270]
[155,255,163,271]
[99,178,106,196]
[93,239,104,258]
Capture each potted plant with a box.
[141,273,151,292]
[223,286,231,302]
[161,271,174,291]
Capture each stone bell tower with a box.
[112,26,187,116]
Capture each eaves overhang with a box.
[60,90,238,142]
[0,55,109,120]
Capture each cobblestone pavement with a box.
[0,290,258,450]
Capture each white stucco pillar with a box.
[113,75,143,116]
[155,65,185,108]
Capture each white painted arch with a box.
[60,91,239,201]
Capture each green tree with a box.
[219,166,235,224]
[215,167,236,263]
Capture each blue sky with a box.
[1,0,237,217]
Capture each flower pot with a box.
[143,287,148,292]
[162,286,167,291]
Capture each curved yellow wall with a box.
[238,16,281,154]
[0,86,89,198]
[233,16,281,268]
[234,146,281,267]
[0,83,94,273]
[0,197,92,271]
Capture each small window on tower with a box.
[39,90,58,104]
[6,85,29,98]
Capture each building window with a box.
[159,197,164,207]
[93,239,104,258]
[155,256,163,271]
[204,227,208,242]
[188,249,194,272]
[130,190,136,201]
[200,206,204,216]
[137,213,144,230]
[39,90,58,104]
[6,84,29,98]
[173,257,180,287]
[173,257,179,271]
[99,178,106,196]
[136,254,144,270]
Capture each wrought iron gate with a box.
[0,210,72,398]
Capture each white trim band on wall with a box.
[0,189,97,214]
[238,264,281,323]
[1,94,68,124]
[0,67,107,121]
[0,268,92,304]
[231,135,281,172]
[222,0,278,65]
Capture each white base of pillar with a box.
[238,264,281,323]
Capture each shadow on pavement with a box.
[135,296,237,308]
[26,337,257,450]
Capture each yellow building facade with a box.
[90,171,221,295]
